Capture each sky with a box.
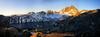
[0,0,100,16]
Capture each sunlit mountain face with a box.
[59,6,97,16]
[59,6,80,16]
[47,6,97,16]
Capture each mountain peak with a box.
[59,6,80,16]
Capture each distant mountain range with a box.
[0,6,100,37]
[0,6,98,30]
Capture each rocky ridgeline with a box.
[8,11,69,30]
[9,11,68,24]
